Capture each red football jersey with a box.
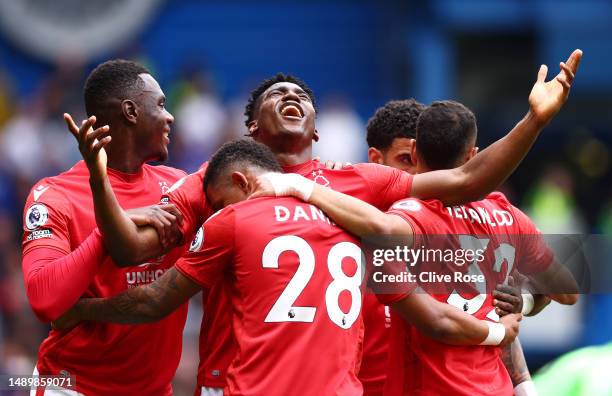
[176,197,367,395]
[171,159,413,390]
[379,193,554,396]
[22,161,189,396]
[359,293,391,396]
[162,162,211,243]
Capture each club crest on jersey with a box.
[159,181,170,195]
[25,203,49,230]
[189,227,204,252]
[311,170,330,187]
[392,199,422,212]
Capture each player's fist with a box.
[528,49,582,125]
[499,313,522,347]
[64,113,111,180]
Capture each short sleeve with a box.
[22,182,71,256]
[162,168,211,244]
[352,163,413,210]
[175,207,235,289]
[511,206,554,274]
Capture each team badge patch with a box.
[189,227,204,252]
[392,199,422,212]
[25,203,49,230]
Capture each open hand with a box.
[528,49,582,125]
[248,174,278,200]
[64,113,111,179]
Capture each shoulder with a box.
[166,168,205,197]
[389,197,442,215]
[25,175,72,207]
[144,164,188,180]
[483,191,512,207]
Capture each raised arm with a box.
[64,114,181,265]
[53,267,200,329]
[410,49,582,205]
[390,292,521,346]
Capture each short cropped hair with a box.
[84,59,150,117]
[366,99,426,150]
[204,139,283,191]
[416,100,477,170]
[244,73,316,127]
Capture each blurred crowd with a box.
[0,59,610,395]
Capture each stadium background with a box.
[0,0,610,395]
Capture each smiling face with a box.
[134,73,174,162]
[249,82,317,153]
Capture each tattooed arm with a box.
[53,268,201,328]
[502,338,532,387]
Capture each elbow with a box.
[30,303,55,323]
[26,287,62,323]
[367,217,395,235]
[554,293,579,305]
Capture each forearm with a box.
[89,174,161,265]
[23,232,105,322]
[461,111,547,202]
[73,267,198,325]
[391,294,492,346]
[76,287,167,325]
[308,184,405,236]
[502,338,532,386]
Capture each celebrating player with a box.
[21,60,189,395]
[53,139,522,396]
[252,100,580,396]
[62,48,582,394]
[361,98,551,395]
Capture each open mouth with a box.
[279,102,304,119]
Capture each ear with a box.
[247,120,258,137]
[313,128,320,142]
[121,99,138,124]
[231,171,249,194]
[368,147,384,164]
[410,140,418,166]
[466,146,478,161]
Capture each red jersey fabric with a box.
[380,193,553,396]
[176,197,366,396]
[177,159,413,390]
[359,293,391,396]
[22,161,189,396]
[161,162,211,244]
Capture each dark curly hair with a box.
[84,59,150,117]
[244,73,316,128]
[366,99,426,150]
[416,100,477,171]
[204,139,283,192]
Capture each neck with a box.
[273,148,313,167]
[105,127,146,173]
[254,134,313,167]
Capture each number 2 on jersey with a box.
[262,236,363,329]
